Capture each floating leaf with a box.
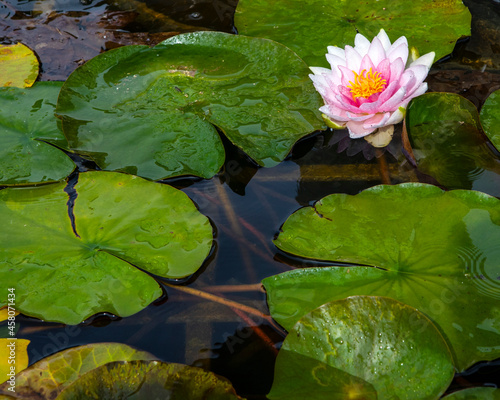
[56,31,324,180]
[480,89,500,153]
[235,0,471,67]
[267,183,500,371]
[56,360,243,399]
[443,387,500,399]
[269,296,454,400]
[0,307,18,323]
[405,92,500,197]
[0,82,75,186]
[0,339,30,384]
[0,43,39,88]
[0,343,156,399]
[0,171,213,324]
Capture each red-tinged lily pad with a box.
[0,43,39,88]
[268,296,454,400]
[0,171,213,324]
[266,183,500,371]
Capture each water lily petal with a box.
[360,54,376,73]
[402,64,428,95]
[363,112,391,130]
[346,120,377,138]
[309,66,332,75]
[326,53,347,71]
[354,33,371,55]
[387,42,409,65]
[385,108,405,125]
[379,86,407,111]
[389,57,405,83]
[327,45,346,60]
[377,29,392,52]
[376,58,392,81]
[319,104,351,122]
[367,37,387,66]
[345,45,363,72]
[410,51,435,69]
[346,112,374,122]
[338,65,356,88]
[388,36,408,56]
[375,80,401,105]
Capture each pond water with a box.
[2,0,500,398]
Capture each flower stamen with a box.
[347,68,387,100]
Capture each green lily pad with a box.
[442,387,500,399]
[267,183,500,371]
[0,82,75,186]
[0,171,213,324]
[480,89,500,153]
[269,296,454,400]
[56,360,243,399]
[0,343,156,399]
[235,0,471,67]
[56,31,324,180]
[0,43,39,88]
[405,92,500,196]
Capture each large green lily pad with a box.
[269,296,454,400]
[480,89,500,153]
[235,0,471,67]
[0,43,38,88]
[0,82,75,186]
[56,360,243,399]
[56,31,324,180]
[267,183,500,371]
[0,343,156,399]
[0,171,213,324]
[443,387,500,399]
[405,92,500,197]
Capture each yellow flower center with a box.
[347,68,387,100]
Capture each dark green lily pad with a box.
[480,89,500,152]
[56,360,243,399]
[56,31,324,180]
[443,387,500,399]
[235,0,471,67]
[0,43,38,88]
[405,92,500,197]
[0,82,75,186]
[269,296,454,400]
[0,171,212,324]
[0,343,156,399]
[267,183,500,371]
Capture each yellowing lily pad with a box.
[267,183,500,371]
[0,43,39,88]
[0,171,213,324]
[0,338,30,384]
[0,343,156,399]
[56,360,243,399]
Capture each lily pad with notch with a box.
[267,183,500,371]
[0,171,213,324]
[56,31,325,180]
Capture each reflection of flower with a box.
[310,29,434,139]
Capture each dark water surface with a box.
[2,0,500,398]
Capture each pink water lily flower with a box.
[310,29,435,139]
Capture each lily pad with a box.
[442,387,500,399]
[0,339,30,384]
[267,183,500,371]
[235,0,471,67]
[0,171,213,324]
[56,360,243,399]
[0,43,39,88]
[0,82,75,186]
[0,343,156,399]
[56,31,324,180]
[480,89,500,152]
[405,92,500,197]
[269,296,454,400]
